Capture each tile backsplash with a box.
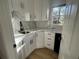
[22,21,36,30]
[22,21,49,30]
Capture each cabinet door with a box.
[36,31,45,48]
[29,37,34,53]
[23,0,29,12]
[24,0,35,21]
[11,0,19,10]
[24,33,36,58]
[34,0,49,21]
[18,50,23,59]
[41,0,49,21]
[30,34,36,51]
[11,0,23,11]
[34,0,42,21]
[18,48,25,59]
[45,31,55,50]
[21,45,26,59]
[23,37,30,58]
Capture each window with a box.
[51,6,66,24]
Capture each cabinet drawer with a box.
[46,43,54,50]
[45,41,54,45]
[47,34,55,38]
[45,39,54,50]
[18,50,23,59]
[45,32,55,39]
[47,38,54,40]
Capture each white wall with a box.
[70,3,79,57]
[0,25,8,59]
[0,0,18,59]
[59,0,79,59]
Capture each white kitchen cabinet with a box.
[18,50,23,59]
[44,31,55,50]
[11,0,49,21]
[23,35,31,58]
[17,31,55,59]
[28,33,36,54]
[17,44,25,59]
[36,30,45,48]
[10,0,26,21]
[14,34,25,59]
[23,32,36,58]
[11,0,31,21]
[41,0,49,21]
[34,0,42,21]
[34,0,49,21]
[11,0,19,11]
[11,0,25,12]
[36,30,55,49]
[24,0,35,21]
[30,33,36,51]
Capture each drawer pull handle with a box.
[48,38,51,40]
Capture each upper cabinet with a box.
[34,0,42,21]
[11,0,26,21]
[41,0,50,21]
[34,0,49,21]
[11,0,25,13]
[24,0,35,21]
[10,0,50,21]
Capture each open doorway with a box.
[10,0,66,59]
[0,0,78,59]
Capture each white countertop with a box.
[14,31,37,53]
[14,31,36,44]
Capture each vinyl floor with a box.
[26,48,58,59]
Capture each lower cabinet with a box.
[36,30,62,52]
[17,45,25,59]
[30,34,36,52]
[44,31,55,50]
[36,30,55,50]
[23,32,36,58]
[36,30,45,48]
[24,39,30,58]
[18,50,23,59]
[17,31,55,59]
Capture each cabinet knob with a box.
[13,44,16,48]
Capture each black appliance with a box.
[54,33,62,54]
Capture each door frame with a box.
[0,0,18,59]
